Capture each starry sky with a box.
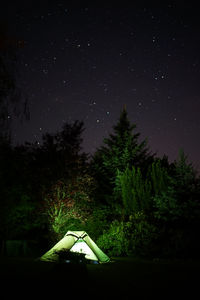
[1,2,200,168]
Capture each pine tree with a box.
[173,149,199,207]
[91,107,153,204]
[116,166,152,217]
[150,160,170,196]
[174,149,196,190]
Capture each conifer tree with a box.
[91,107,153,204]
[150,160,170,196]
[116,166,152,217]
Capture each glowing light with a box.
[70,239,98,261]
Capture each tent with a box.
[40,231,110,263]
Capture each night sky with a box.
[1,2,200,168]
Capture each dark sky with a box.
[1,2,200,168]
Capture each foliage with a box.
[90,108,153,204]
[35,120,88,188]
[114,159,181,222]
[0,119,89,242]
[153,187,181,221]
[5,194,40,239]
[151,152,200,257]
[115,167,152,216]
[43,175,95,240]
[97,212,158,257]
[148,160,182,221]
[127,212,158,257]
[84,205,111,239]
[149,160,170,196]
[173,149,199,205]
[112,154,200,258]
[97,220,129,256]
[153,151,200,222]
[0,104,200,259]
[174,149,196,186]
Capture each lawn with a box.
[0,256,199,297]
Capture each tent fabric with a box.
[40,231,110,263]
[70,240,98,261]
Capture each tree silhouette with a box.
[91,107,153,204]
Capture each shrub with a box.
[97,220,129,256]
[6,194,39,239]
[153,186,181,222]
[127,212,158,257]
[97,212,158,257]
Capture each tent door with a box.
[70,240,98,261]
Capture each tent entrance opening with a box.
[70,239,98,261]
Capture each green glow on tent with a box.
[40,231,110,263]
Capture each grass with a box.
[0,256,199,297]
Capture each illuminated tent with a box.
[40,231,110,263]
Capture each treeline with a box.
[0,109,200,258]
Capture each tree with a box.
[172,149,200,220]
[152,152,200,258]
[0,119,89,242]
[91,107,153,204]
[115,167,152,218]
[42,175,95,241]
[147,159,180,222]
[32,120,88,191]
[174,150,197,196]
[149,160,170,196]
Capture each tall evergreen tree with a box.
[91,107,153,204]
[116,166,152,217]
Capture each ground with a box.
[0,256,199,298]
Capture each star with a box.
[5,3,200,168]
[90,101,96,106]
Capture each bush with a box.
[97,220,129,256]
[97,212,158,257]
[153,186,181,222]
[127,212,158,257]
[6,194,39,239]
